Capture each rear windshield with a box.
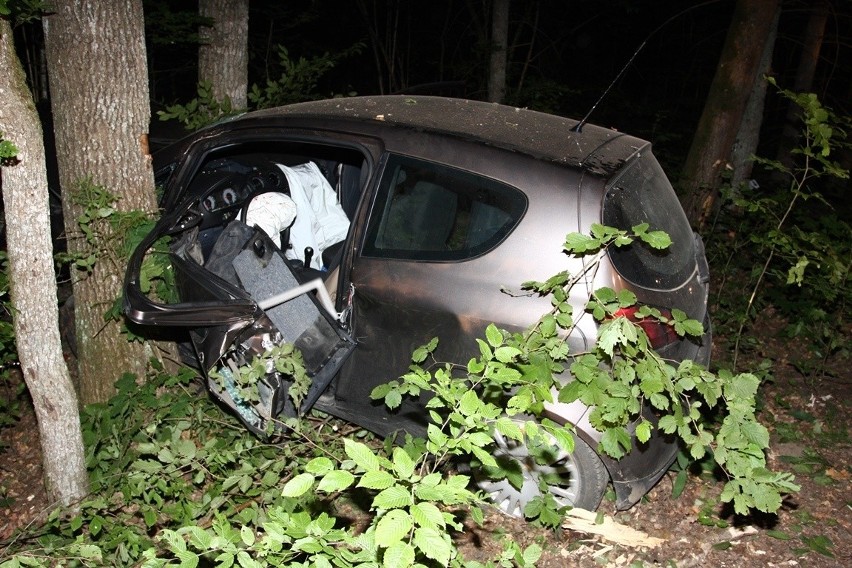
[602,151,695,290]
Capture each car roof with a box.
[238,96,648,177]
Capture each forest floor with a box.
[1,313,850,567]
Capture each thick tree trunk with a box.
[679,0,779,229]
[775,0,829,169]
[731,9,779,188]
[199,0,249,109]
[487,0,509,103]
[43,0,158,404]
[0,19,88,507]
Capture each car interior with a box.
[159,141,370,433]
[172,142,369,304]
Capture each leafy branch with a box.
[726,79,850,369]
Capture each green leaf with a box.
[495,346,521,363]
[281,473,315,498]
[385,389,402,410]
[413,527,452,566]
[658,415,679,434]
[486,323,503,347]
[305,457,335,475]
[358,470,397,490]
[638,229,671,249]
[176,550,200,568]
[317,470,355,493]
[410,502,445,529]
[392,447,416,479]
[383,541,416,568]
[725,373,760,400]
[373,485,412,509]
[132,459,163,473]
[672,469,688,499]
[236,550,261,568]
[427,423,449,447]
[375,509,413,548]
[89,515,104,536]
[564,232,599,253]
[182,526,213,550]
[458,389,481,415]
[240,526,255,547]
[599,427,631,459]
[801,535,834,558]
[344,438,381,472]
[635,419,652,443]
[523,543,543,565]
[411,338,438,363]
[470,505,485,526]
[143,507,158,528]
[495,417,524,442]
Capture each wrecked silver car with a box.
[124,96,711,514]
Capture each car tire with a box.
[474,425,608,517]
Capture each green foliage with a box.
[144,1,212,47]
[711,81,850,372]
[0,135,24,439]
[0,0,48,24]
[0,253,23,438]
[210,342,311,433]
[58,179,149,275]
[375,222,796,519]
[157,81,240,132]
[56,179,175,329]
[1,221,796,565]
[0,130,18,166]
[541,226,797,515]
[159,43,363,131]
[247,43,363,110]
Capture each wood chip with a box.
[563,508,665,548]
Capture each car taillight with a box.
[612,306,679,350]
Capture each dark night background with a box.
[143,0,850,178]
[12,0,849,179]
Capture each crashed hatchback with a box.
[124,96,711,515]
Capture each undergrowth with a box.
[707,80,850,376]
[0,223,798,567]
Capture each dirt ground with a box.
[1,339,850,566]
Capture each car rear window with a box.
[602,151,695,290]
[362,154,526,261]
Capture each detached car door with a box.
[125,129,379,435]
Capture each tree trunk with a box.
[774,0,829,169]
[0,19,88,507]
[199,0,249,109]
[488,0,509,103]
[43,0,158,404]
[679,0,779,229]
[731,9,779,188]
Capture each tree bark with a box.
[0,18,88,507]
[731,9,779,188]
[679,0,779,229]
[199,0,249,109]
[43,0,158,404]
[488,0,509,103]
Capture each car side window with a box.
[362,154,526,261]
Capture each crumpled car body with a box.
[124,96,712,513]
